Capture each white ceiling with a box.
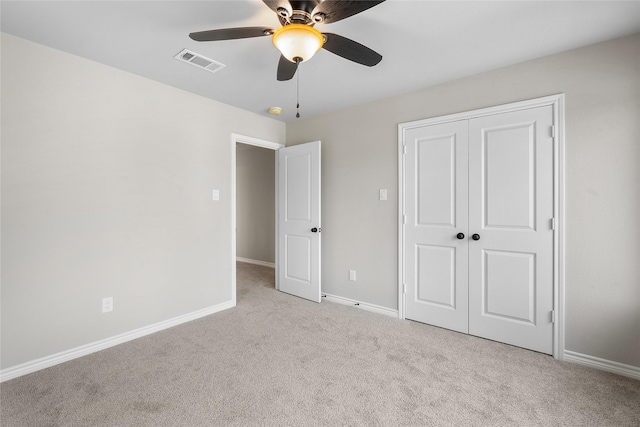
[2,1,639,122]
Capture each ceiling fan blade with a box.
[277,55,298,81]
[262,0,292,15]
[189,27,273,42]
[322,33,382,66]
[312,0,385,24]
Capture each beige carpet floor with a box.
[1,262,639,426]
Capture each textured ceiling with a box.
[2,1,639,122]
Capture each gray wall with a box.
[0,34,285,369]
[287,34,640,367]
[236,145,275,264]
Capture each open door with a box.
[277,141,321,302]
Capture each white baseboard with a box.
[236,257,275,269]
[322,293,399,318]
[0,299,235,383]
[564,350,640,380]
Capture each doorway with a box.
[231,135,323,305]
[236,143,276,267]
[231,134,283,306]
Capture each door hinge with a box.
[550,310,556,323]
[403,283,406,294]
[402,144,407,155]
[550,218,556,230]
[402,214,407,225]
[551,125,556,138]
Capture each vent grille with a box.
[174,49,225,74]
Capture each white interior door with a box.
[404,121,469,333]
[468,106,554,354]
[277,141,321,302]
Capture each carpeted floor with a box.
[1,262,639,426]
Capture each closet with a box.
[399,98,559,354]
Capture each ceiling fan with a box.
[189,0,386,81]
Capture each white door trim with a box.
[231,133,284,306]
[397,94,566,359]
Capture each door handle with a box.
[311,227,321,233]
[456,233,465,240]
[472,234,480,241]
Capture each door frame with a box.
[397,94,566,359]
[231,133,284,306]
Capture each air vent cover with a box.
[174,49,225,74]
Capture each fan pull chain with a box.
[296,60,300,119]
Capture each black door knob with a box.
[456,233,465,240]
[311,227,321,233]
[472,234,480,241]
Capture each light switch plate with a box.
[379,189,387,201]
[212,189,220,201]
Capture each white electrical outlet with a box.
[102,297,113,313]
[349,270,357,281]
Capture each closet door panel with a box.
[404,120,469,333]
[468,106,554,354]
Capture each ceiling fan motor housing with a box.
[291,1,321,15]
[279,0,324,25]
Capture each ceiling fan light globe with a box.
[272,24,324,63]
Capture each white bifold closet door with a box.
[404,105,554,354]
